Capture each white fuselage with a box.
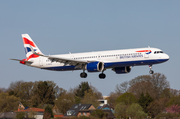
[27,47,169,71]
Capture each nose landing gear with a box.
[149,65,154,74]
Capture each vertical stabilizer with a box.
[22,34,43,60]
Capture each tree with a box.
[75,82,90,98]
[31,81,55,107]
[89,85,103,99]
[167,95,180,107]
[116,92,137,106]
[81,89,100,108]
[147,98,169,118]
[8,81,34,100]
[129,73,170,99]
[138,92,153,113]
[114,102,127,119]
[126,103,147,119]
[55,92,75,114]
[90,109,108,119]
[43,105,54,119]
[54,86,67,99]
[108,92,119,109]
[0,92,19,112]
[155,112,180,119]
[0,88,7,93]
[8,81,34,107]
[166,104,180,113]
[115,81,129,95]
[16,112,26,119]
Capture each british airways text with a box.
[120,54,143,59]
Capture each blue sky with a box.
[1,1,179,96]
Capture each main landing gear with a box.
[80,70,106,79]
[99,73,106,79]
[80,72,87,78]
[149,65,154,74]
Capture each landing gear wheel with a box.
[80,72,87,78]
[99,73,106,79]
[149,70,154,74]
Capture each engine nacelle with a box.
[112,66,131,74]
[86,62,104,72]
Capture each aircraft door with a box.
[144,53,149,58]
[39,57,44,66]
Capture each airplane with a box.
[10,34,169,79]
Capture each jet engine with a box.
[86,62,104,72]
[112,66,131,74]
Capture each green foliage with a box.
[0,92,19,112]
[160,88,171,98]
[43,105,54,119]
[90,109,108,118]
[55,92,75,114]
[155,112,180,119]
[75,96,81,104]
[138,92,153,113]
[126,103,147,118]
[116,92,137,105]
[16,112,26,119]
[167,95,180,107]
[147,98,169,118]
[81,89,100,108]
[128,73,169,99]
[75,82,90,98]
[31,81,55,107]
[114,102,127,118]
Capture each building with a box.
[17,107,44,119]
[64,104,95,117]
[0,112,17,119]
[64,103,115,119]
[97,104,114,113]
[77,109,115,119]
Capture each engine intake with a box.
[86,62,104,72]
[112,66,131,74]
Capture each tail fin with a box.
[22,34,43,60]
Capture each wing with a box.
[29,46,93,69]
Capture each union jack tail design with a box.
[22,34,43,60]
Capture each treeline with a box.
[109,73,180,118]
[0,73,180,119]
[0,80,102,114]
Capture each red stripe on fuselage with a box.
[23,37,36,47]
[136,50,151,52]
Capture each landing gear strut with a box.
[149,65,154,74]
[80,65,87,78]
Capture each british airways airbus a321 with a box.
[10,34,169,79]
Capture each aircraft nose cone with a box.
[165,54,170,61]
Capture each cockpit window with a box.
[154,51,163,54]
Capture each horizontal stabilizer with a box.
[9,59,33,63]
